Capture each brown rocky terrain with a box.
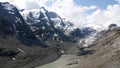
[75,27,120,68]
[0,34,78,68]
[36,27,120,68]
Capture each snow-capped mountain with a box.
[0,2,96,68]
[0,2,95,47]
[0,2,48,47]
[20,7,76,36]
[20,7,96,43]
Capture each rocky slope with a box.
[36,25,120,68]
[75,26,120,68]
[20,7,95,44]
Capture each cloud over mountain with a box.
[0,0,120,30]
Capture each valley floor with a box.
[35,55,79,68]
[36,28,120,68]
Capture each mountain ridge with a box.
[0,2,95,68]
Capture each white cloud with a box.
[47,0,97,27]
[0,0,47,9]
[0,0,120,30]
[83,4,120,29]
[115,0,120,3]
[47,0,120,30]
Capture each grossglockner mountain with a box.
[0,2,95,68]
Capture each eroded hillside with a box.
[76,27,120,68]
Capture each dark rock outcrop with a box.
[0,2,47,47]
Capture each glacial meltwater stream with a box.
[36,55,79,68]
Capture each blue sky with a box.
[44,0,119,14]
[45,0,118,10]
[74,0,118,9]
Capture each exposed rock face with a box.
[108,23,117,30]
[75,27,120,68]
[20,7,96,44]
[68,27,96,38]
[20,8,72,44]
[0,2,47,47]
